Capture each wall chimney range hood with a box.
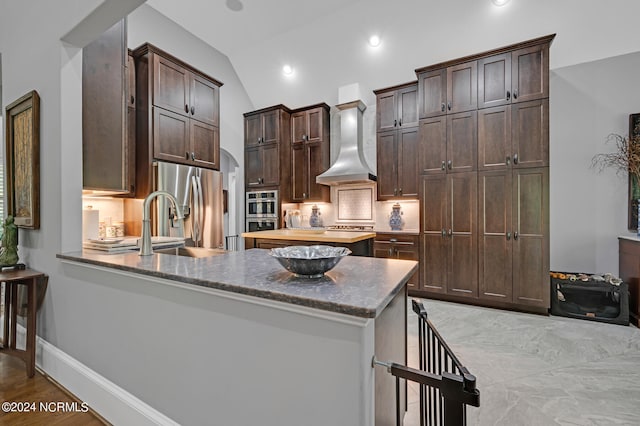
[316,100,376,186]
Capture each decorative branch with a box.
[591,123,640,180]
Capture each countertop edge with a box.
[57,252,404,319]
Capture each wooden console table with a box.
[619,237,640,327]
[1,268,45,377]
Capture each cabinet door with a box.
[512,44,549,103]
[478,53,512,109]
[418,69,447,118]
[262,110,280,145]
[261,144,280,187]
[306,108,324,143]
[447,172,478,298]
[191,121,219,170]
[153,55,190,117]
[153,107,190,164]
[397,85,418,128]
[245,146,263,188]
[291,142,306,201]
[478,105,511,171]
[373,241,393,259]
[478,171,513,302]
[421,175,448,293]
[397,127,419,198]
[190,74,219,126]
[395,242,420,289]
[376,131,398,200]
[245,114,262,147]
[377,91,398,132]
[82,19,130,193]
[307,142,330,201]
[447,61,477,113]
[512,99,548,168]
[291,111,307,144]
[512,168,549,308]
[419,116,447,174]
[446,110,477,173]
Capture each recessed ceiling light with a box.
[491,0,510,6]
[282,64,294,76]
[225,0,243,12]
[368,35,381,47]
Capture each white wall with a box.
[550,52,640,275]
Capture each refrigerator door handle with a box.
[196,174,204,246]
[191,175,201,245]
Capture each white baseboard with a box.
[5,320,178,426]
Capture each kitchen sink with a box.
[154,246,228,258]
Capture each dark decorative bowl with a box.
[269,245,352,278]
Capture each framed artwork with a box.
[5,90,40,229]
[628,113,640,231]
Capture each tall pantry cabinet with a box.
[415,34,554,313]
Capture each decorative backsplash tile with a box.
[337,188,373,220]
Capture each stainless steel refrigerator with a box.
[155,161,224,249]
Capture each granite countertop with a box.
[241,229,376,243]
[57,249,416,318]
[619,235,640,242]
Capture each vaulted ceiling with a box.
[147,0,640,109]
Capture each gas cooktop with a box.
[326,225,375,232]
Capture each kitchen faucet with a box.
[140,191,184,256]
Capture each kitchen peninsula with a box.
[56,248,416,425]
[242,229,376,256]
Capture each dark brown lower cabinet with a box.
[421,173,477,298]
[374,233,420,290]
[479,168,549,309]
[245,237,373,257]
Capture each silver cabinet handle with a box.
[448,229,453,237]
[441,161,446,171]
[513,153,519,165]
[447,160,452,170]
[506,156,511,166]
[506,232,511,240]
[514,231,519,240]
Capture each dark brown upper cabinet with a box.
[82,19,135,195]
[375,82,418,132]
[290,104,330,202]
[375,82,419,200]
[416,61,476,119]
[376,127,419,200]
[133,43,222,197]
[243,105,291,192]
[478,100,548,170]
[152,54,220,127]
[478,44,549,109]
[418,111,476,175]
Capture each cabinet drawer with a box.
[374,233,419,245]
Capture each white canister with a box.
[82,207,99,241]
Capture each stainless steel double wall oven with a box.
[245,190,279,232]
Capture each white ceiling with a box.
[147,0,640,110]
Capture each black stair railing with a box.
[373,299,480,426]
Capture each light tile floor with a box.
[403,299,640,426]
